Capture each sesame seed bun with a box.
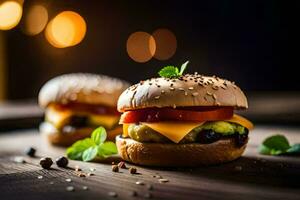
[116,136,247,167]
[117,74,247,112]
[39,73,130,108]
[40,122,123,146]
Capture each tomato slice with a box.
[120,107,233,123]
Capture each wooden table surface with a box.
[0,125,300,200]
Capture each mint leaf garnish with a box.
[158,61,189,78]
[66,126,118,161]
[179,61,189,75]
[258,134,300,156]
[98,142,118,156]
[287,144,300,154]
[82,146,98,161]
[91,127,107,145]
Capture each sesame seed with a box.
[89,168,96,172]
[158,178,169,183]
[212,94,217,100]
[188,87,194,90]
[184,91,188,96]
[173,104,176,109]
[82,186,88,190]
[66,186,74,192]
[192,92,199,97]
[136,181,144,185]
[169,87,175,91]
[87,172,94,176]
[212,85,219,90]
[178,88,184,91]
[37,175,43,179]
[154,96,160,100]
[65,178,72,182]
[221,85,227,90]
[161,90,165,94]
[206,91,212,96]
[108,191,117,197]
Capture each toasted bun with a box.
[118,74,247,112]
[39,73,130,108]
[116,136,247,166]
[40,122,123,146]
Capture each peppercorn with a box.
[55,156,68,168]
[117,161,126,169]
[112,165,119,172]
[39,157,53,169]
[129,167,137,174]
[25,147,36,157]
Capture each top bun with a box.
[118,74,247,112]
[39,73,130,108]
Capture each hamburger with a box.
[116,64,253,166]
[38,73,130,146]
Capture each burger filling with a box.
[45,103,120,133]
[125,121,248,147]
[119,107,253,147]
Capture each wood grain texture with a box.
[0,126,300,200]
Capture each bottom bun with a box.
[116,136,247,167]
[40,122,122,146]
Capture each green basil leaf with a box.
[98,142,118,156]
[91,126,107,145]
[66,138,94,160]
[287,144,300,154]
[82,146,98,162]
[258,144,271,155]
[263,135,290,152]
[179,61,189,75]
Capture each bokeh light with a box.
[126,31,156,63]
[0,1,23,30]
[152,28,177,60]
[45,11,87,48]
[23,5,48,36]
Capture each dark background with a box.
[4,0,299,100]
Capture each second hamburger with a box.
[39,73,130,146]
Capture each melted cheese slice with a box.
[46,106,119,129]
[122,114,253,143]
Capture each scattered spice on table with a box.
[112,165,119,172]
[87,172,94,176]
[82,186,88,190]
[108,191,118,197]
[75,165,81,171]
[66,186,74,192]
[118,161,126,169]
[55,156,68,168]
[13,156,26,163]
[65,178,72,182]
[158,178,169,183]
[135,181,144,185]
[39,157,53,169]
[25,147,36,157]
[129,167,137,174]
